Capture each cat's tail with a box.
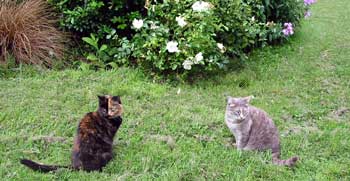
[271,146,298,167]
[272,153,298,167]
[20,159,69,173]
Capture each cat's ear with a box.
[98,95,107,104]
[242,95,254,104]
[226,96,236,107]
[112,96,122,104]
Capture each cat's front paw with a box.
[224,138,237,148]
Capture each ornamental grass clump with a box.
[0,0,66,67]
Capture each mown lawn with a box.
[1,0,350,180]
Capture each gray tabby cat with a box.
[225,96,298,167]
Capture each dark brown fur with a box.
[21,95,123,172]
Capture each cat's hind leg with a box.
[100,152,113,166]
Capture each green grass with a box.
[1,0,350,180]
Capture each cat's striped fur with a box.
[225,96,298,167]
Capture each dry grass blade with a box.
[0,0,67,67]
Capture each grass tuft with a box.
[0,0,66,67]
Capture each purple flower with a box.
[282,22,294,36]
[289,29,294,35]
[284,22,292,28]
[305,10,312,18]
[304,0,316,6]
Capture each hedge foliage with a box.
[48,0,314,77]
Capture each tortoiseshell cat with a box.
[225,96,298,167]
[20,95,123,172]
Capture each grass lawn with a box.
[1,0,350,180]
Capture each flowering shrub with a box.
[263,0,305,25]
[47,0,144,67]
[130,0,311,76]
[215,0,270,52]
[47,0,145,37]
[131,1,227,75]
[49,0,316,77]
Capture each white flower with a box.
[192,1,212,12]
[132,19,144,29]
[183,60,193,70]
[149,21,159,30]
[166,41,180,53]
[176,16,187,27]
[251,16,255,22]
[193,52,204,64]
[217,43,226,53]
[266,21,275,27]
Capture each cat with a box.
[225,96,298,167]
[20,95,123,172]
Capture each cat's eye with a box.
[235,110,241,115]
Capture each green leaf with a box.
[100,44,108,51]
[108,62,118,69]
[117,24,127,30]
[171,64,178,70]
[78,62,91,71]
[111,29,116,35]
[86,54,98,61]
[82,37,98,50]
